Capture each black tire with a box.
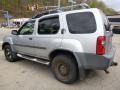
[51,54,78,84]
[4,45,19,62]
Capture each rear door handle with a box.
[29,37,32,40]
[61,28,66,34]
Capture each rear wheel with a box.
[51,54,78,84]
[4,45,19,62]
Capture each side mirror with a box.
[11,30,18,35]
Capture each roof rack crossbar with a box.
[32,3,90,19]
[45,3,90,12]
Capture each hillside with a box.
[0,0,73,18]
[0,0,118,22]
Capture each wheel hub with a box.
[58,64,69,76]
[5,48,11,59]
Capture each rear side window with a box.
[38,16,60,34]
[66,12,96,34]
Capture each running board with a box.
[17,54,50,65]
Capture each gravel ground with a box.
[0,28,120,90]
[0,28,12,41]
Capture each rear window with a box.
[66,12,96,34]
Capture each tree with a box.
[0,0,118,18]
[90,0,117,15]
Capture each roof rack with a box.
[60,3,90,11]
[32,3,90,19]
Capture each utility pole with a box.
[6,11,10,27]
[0,10,10,27]
[58,0,61,9]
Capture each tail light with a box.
[96,36,106,55]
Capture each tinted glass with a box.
[38,16,60,34]
[18,21,35,35]
[67,12,96,34]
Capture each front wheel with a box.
[51,54,78,84]
[4,45,19,62]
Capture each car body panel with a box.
[2,8,115,71]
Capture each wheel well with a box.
[49,50,78,66]
[49,50,79,76]
[2,42,10,50]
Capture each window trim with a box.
[37,15,60,35]
[66,12,97,34]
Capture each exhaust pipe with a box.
[111,62,118,66]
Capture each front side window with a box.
[66,12,96,34]
[18,21,35,35]
[38,16,60,34]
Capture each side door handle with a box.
[29,37,32,40]
[61,28,66,34]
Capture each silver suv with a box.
[2,8,115,84]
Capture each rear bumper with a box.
[75,47,115,70]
